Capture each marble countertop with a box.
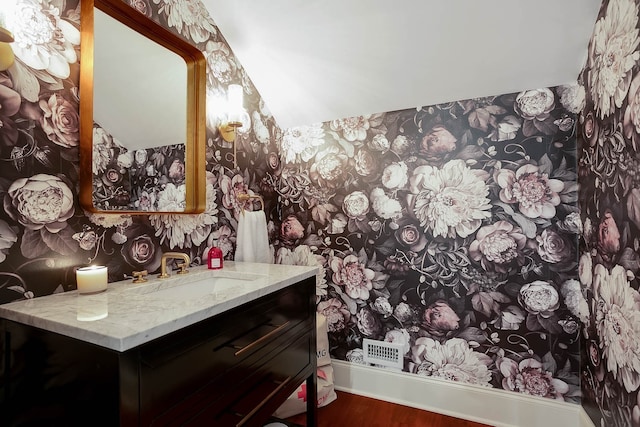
[0,262,317,352]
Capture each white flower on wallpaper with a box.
[558,83,586,114]
[330,114,382,143]
[410,338,492,386]
[7,0,79,79]
[150,183,219,249]
[588,0,640,119]
[204,41,236,85]
[5,174,74,233]
[624,72,640,149]
[156,183,187,212]
[518,280,560,317]
[409,159,491,238]
[280,123,326,163]
[560,279,589,324]
[276,245,328,302]
[92,127,116,174]
[0,220,19,263]
[515,88,556,121]
[592,264,640,393]
[370,188,402,220]
[153,0,217,44]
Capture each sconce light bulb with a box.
[228,84,244,110]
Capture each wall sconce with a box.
[0,20,15,71]
[218,84,245,143]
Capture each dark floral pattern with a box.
[0,0,592,414]
[0,0,277,296]
[579,1,640,426]
[278,90,580,403]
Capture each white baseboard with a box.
[332,360,587,427]
[579,408,596,427]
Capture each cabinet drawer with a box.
[139,279,314,426]
[188,329,313,426]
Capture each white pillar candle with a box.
[76,265,108,294]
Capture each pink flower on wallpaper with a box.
[497,357,569,400]
[495,164,564,219]
[317,297,351,333]
[280,215,305,245]
[419,125,457,161]
[597,210,621,261]
[330,254,374,301]
[220,174,250,217]
[422,300,460,337]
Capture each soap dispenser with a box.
[207,241,223,270]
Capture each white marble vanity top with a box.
[0,262,317,352]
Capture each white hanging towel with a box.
[235,210,271,263]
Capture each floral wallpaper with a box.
[578,0,640,425]
[91,123,187,212]
[0,0,602,415]
[278,88,583,401]
[0,0,280,298]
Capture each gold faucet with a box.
[159,252,190,278]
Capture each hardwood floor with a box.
[284,391,493,427]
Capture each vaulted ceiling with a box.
[203,0,602,129]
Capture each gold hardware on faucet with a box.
[132,270,148,283]
[159,252,191,278]
[176,262,189,275]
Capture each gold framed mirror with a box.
[79,0,206,214]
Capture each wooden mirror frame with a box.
[79,0,206,214]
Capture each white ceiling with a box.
[203,0,602,129]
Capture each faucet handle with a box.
[176,263,189,275]
[132,270,148,283]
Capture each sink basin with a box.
[125,271,267,301]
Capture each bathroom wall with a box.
[1,0,591,412]
[0,0,280,301]
[577,0,640,425]
[279,89,582,401]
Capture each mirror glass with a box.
[93,9,187,152]
[80,0,206,214]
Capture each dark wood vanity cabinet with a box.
[0,278,317,427]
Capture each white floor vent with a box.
[362,338,404,369]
